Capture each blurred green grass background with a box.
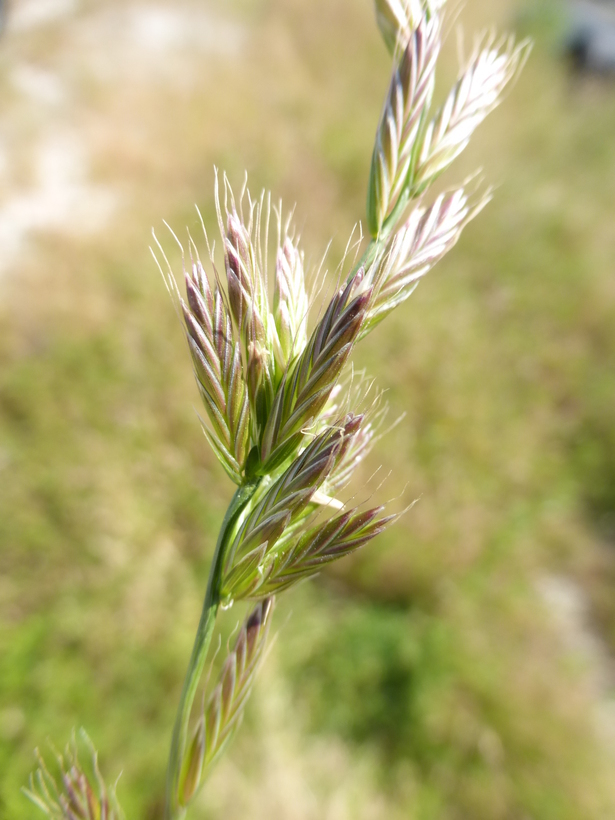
[2,0,615,817]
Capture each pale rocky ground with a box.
[0,0,244,273]
[537,574,615,748]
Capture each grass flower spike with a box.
[26,2,528,818]
[24,731,123,820]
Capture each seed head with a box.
[177,598,274,809]
[24,731,124,820]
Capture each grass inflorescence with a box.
[4,0,615,819]
[26,0,532,817]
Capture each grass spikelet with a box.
[182,256,251,484]
[416,34,531,186]
[222,415,363,599]
[362,186,490,332]
[273,232,309,369]
[178,599,274,808]
[239,506,397,600]
[24,731,124,820]
[367,11,441,236]
[375,0,445,53]
[259,271,372,471]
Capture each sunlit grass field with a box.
[2,0,615,817]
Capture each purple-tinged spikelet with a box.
[178,599,274,808]
[222,415,363,598]
[260,271,372,471]
[234,504,396,600]
[24,731,124,820]
[362,187,490,332]
[367,12,441,236]
[181,260,251,484]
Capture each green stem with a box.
[164,479,260,820]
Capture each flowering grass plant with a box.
[25,1,528,817]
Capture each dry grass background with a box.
[2,0,615,817]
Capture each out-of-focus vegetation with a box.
[1,0,615,818]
